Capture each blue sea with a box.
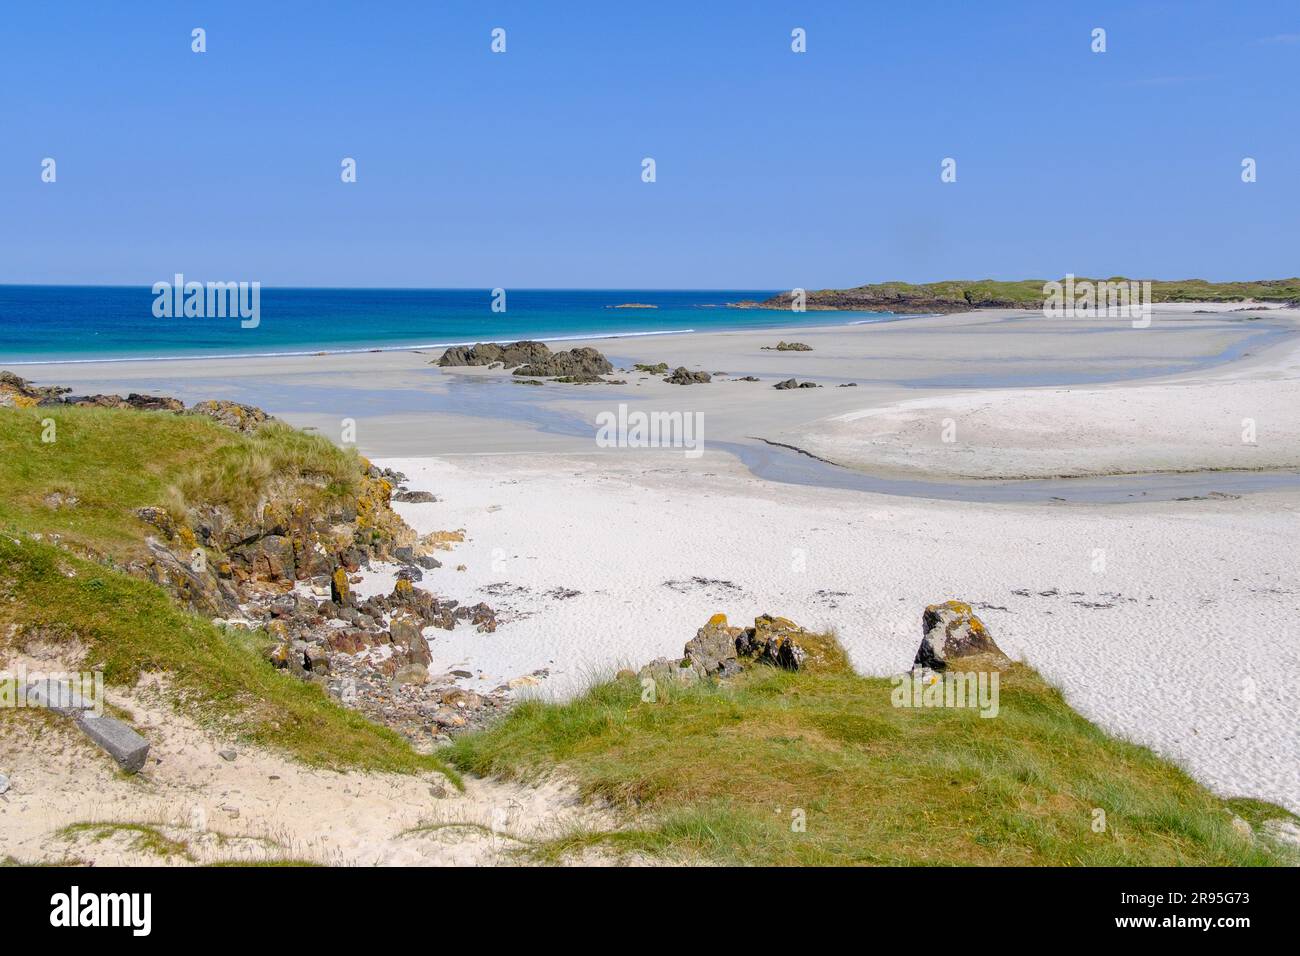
[0,286,894,364]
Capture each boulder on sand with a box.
[665,367,711,385]
[513,346,613,378]
[436,341,551,368]
[913,600,1011,672]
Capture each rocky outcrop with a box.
[189,399,274,432]
[638,613,814,686]
[773,378,820,389]
[762,341,813,351]
[913,601,1012,672]
[436,341,551,368]
[0,371,70,407]
[392,490,438,503]
[388,609,431,666]
[513,346,613,378]
[665,367,711,385]
[435,340,615,379]
[1,371,279,432]
[737,614,809,670]
[67,393,185,412]
[682,613,743,678]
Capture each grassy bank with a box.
[449,643,1295,865]
[751,277,1300,312]
[0,402,444,775]
[0,404,360,562]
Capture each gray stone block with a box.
[25,680,149,774]
[74,714,150,774]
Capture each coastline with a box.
[5,300,1299,852]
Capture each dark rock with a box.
[454,602,498,633]
[740,614,808,670]
[389,609,431,666]
[436,341,552,368]
[392,490,439,503]
[513,347,613,378]
[665,367,711,385]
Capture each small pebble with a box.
[219,749,237,761]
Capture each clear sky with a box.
[2,1,1297,289]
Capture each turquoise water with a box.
[0,286,893,363]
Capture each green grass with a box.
[0,402,448,776]
[0,404,362,561]
[800,277,1300,308]
[56,822,194,861]
[448,647,1295,866]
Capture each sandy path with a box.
[0,667,622,866]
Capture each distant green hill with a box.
[735,278,1300,313]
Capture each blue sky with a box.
[2,1,1297,288]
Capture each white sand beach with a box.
[16,303,1300,815]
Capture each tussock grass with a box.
[449,642,1294,866]
[168,421,361,523]
[0,405,361,560]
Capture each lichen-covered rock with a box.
[389,610,431,666]
[683,613,743,678]
[134,506,177,539]
[138,537,238,616]
[0,370,71,407]
[188,399,274,432]
[67,392,185,412]
[330,567,351,606]
[739,614,808,670]
[637,657,701,689]
[914,600,1011,672]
